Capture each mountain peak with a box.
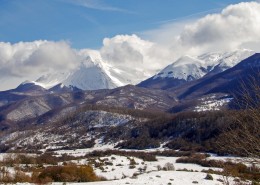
[153,55,206,81]
[22,49,256,91]
[15,80,47,94]
[139,49,255,90]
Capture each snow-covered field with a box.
[51,171,225,185]
[1,148,257,185]
[47,154,230,185]
[54,153,241,185]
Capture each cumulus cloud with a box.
[0,41,78,78]
[1,1,260,90]
[100,34,172,74]
[177,1,260,54]
[106,2,260,76]
[144,1,260,56]
[101,35,151,69]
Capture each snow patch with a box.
[195,96,233,112]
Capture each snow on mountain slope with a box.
[19,80,46,87]
[81,49,155,86]
[63,63,117,90]
[104,63,153,86]
[31,49,255,91]
[35,49,155,90]
[153,49,254,81]
[36,64,118,90]
[34,73,69,89]
[198,49,255,73]
[35,50,118,90]
[153,55,206,81]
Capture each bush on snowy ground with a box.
[36,165,106,182]
[163,162,175,171]
[205,174,213,180]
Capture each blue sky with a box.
[0,0,253,49]
[1,0,260,90]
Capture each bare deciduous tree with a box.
[219,73,260,158]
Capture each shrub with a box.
[131,173,139,179]
[129,165,136,169]
[85,150,157,161]
[104,161,113,166]
[37,165,105,182]
[35,153,59,165]
[1,154,17,167]
[166,138,203,152]
[129,158,137,166]
[13,171,31,182]
[205,174,213,180]
[0,168,31,183]
[176,156,224,168]
[163,162,175,171]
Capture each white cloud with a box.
[101,35,151,69]
[100,34,172,76]
[178,1,260,54]
[98,1,260,83]
[1,1,260,90]
[144,1,260,56]
[0,41,78,78]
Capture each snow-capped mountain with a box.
[198,49,255,74]
[139,49,255,89]
[156,49,254,80]
[21,49,255,91]
[1,53,260,131]
[153,55,207,81]
[34,49,153,90]
[35,51,118,90]
[176,53,260,100]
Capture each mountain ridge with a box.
[138,49,254,90]
[15,49,254,91]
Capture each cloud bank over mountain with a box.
[1,1,260,90]
[177,1,260,54]
[100,34,169,73]
[0,41,78,78]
